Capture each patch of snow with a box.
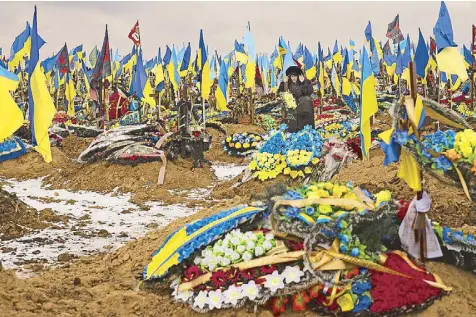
[211,164,247,181]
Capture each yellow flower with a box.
[323,183,334,190]
[226,136,232,142]
[284,167,291,175]
[319,205,333,214]
[243,143,250,149]
[312,158,320,165]
[235,143,242,149]
[256,136,261,141]
[229,143,235,148]
[290,170,299,179]
[251,142,257,147]
[304,167,312,174]
[249,161,257,170]
[374,190,391,207]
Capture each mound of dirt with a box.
[332,149,475,228]
[0,188,68,241]
[1,198,476,317]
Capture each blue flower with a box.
[359,268,369,275]
[283,190,303,200]
[350,248,360,257]
[442,227,452,244]
[352,281,372,294]
[435,156,452,171]
[394,130,410,145]
[340,244,348,253]
[284,206,300,218]
[305,206,315,215]
[353,295,372,313]
[452,231,464,241]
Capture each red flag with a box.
[472,25,476,54]
[128,21,140,46]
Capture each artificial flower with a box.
[291,290,310,311]
[255,246,265,257]
[264,271,285,292]
[269,295,289,316]
[173,287,193,302]
[240,269,256,282]
[223,285,243,305]
[193,290,208,309]
[352,281,372,295]
[242,280,261,300]
[225,267,240,284]
[211,270,228,288]
[184,266,203,281]
[260,265,277,275]
[207,289,224,310]
[281,265,305,284]
[374,190,391,207]
[242,251,253,261]
[352,295,372,313]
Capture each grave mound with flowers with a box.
[222,132,263,157]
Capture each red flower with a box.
[239,269,256,282]
[345,267,360,279]
[286,240,305,251]
[184,265,203,282]
[291,291,310,311]
[260,265,277,275]
[192,131,201,138]
[225,267,240,284]
[210,270,227,288]
[308,284,322,299]
[268,296,289,316]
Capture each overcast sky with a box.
[0,1,475,60]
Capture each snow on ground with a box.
[0,163,246,276]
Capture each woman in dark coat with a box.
[278,66,315,132]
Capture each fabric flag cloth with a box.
[303,46,316,80]
[359,47,378,160]
[89,45,98,68]
[155,48,165,93]
[179,42,191,77]
[199,29,212,100]
[0,65,23,141]
[463,45,474,68]
[433,1,468,81]
[57,44,69,75]
[91,25,111,85]
[215,59,229,111]
[128,21,140,46]
[133,49,156,107]
[27,6,56,163]
[8,22,46,71]
[386,14,405,44]
[243,29,256,90]
[234,40,248,64]
[65,72,76,117]
[414,29,429,81]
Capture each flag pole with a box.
[471,24,475,110]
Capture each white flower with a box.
[207,289,224,310]
[174,288,193,302]
[254,246,264,257]
[236,245,246,253]
[231,237,241,246]
[230,251,240,261]
[262,240,273,251]
[242,251,252,261]
[224,248,234,257]
[220,257,231,266]
[215,256,223,264]
[223,285,243,305]
[246,241,255,251]
[213,246,225,255]
[222,238,230,247]
[193,290,208,309]
[264,271,285,293]
[242,280,260,301]
[208,262,217,271]
[265,233,274,241]
[193,257,202,265]
[281,265,304,284]
[203,249,213,258]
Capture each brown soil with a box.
[332,149,476,228]
[0,199,475,317]
[0,189,69,241]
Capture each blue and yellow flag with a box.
[234,40,248,64]
[155,48,165,94]
[134,48,156,107]
[303,46,316,80]
[179,42,191,77]
[199,29,212,100]
[27,7,56,163]
[215,59,229,111]
[8,22,46,71]
[65,72,76,117]
[0,65,23,141]
[433,1,468,81]
[243,29,256,90]
[414,29,430,83]
[360,47,378,160]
